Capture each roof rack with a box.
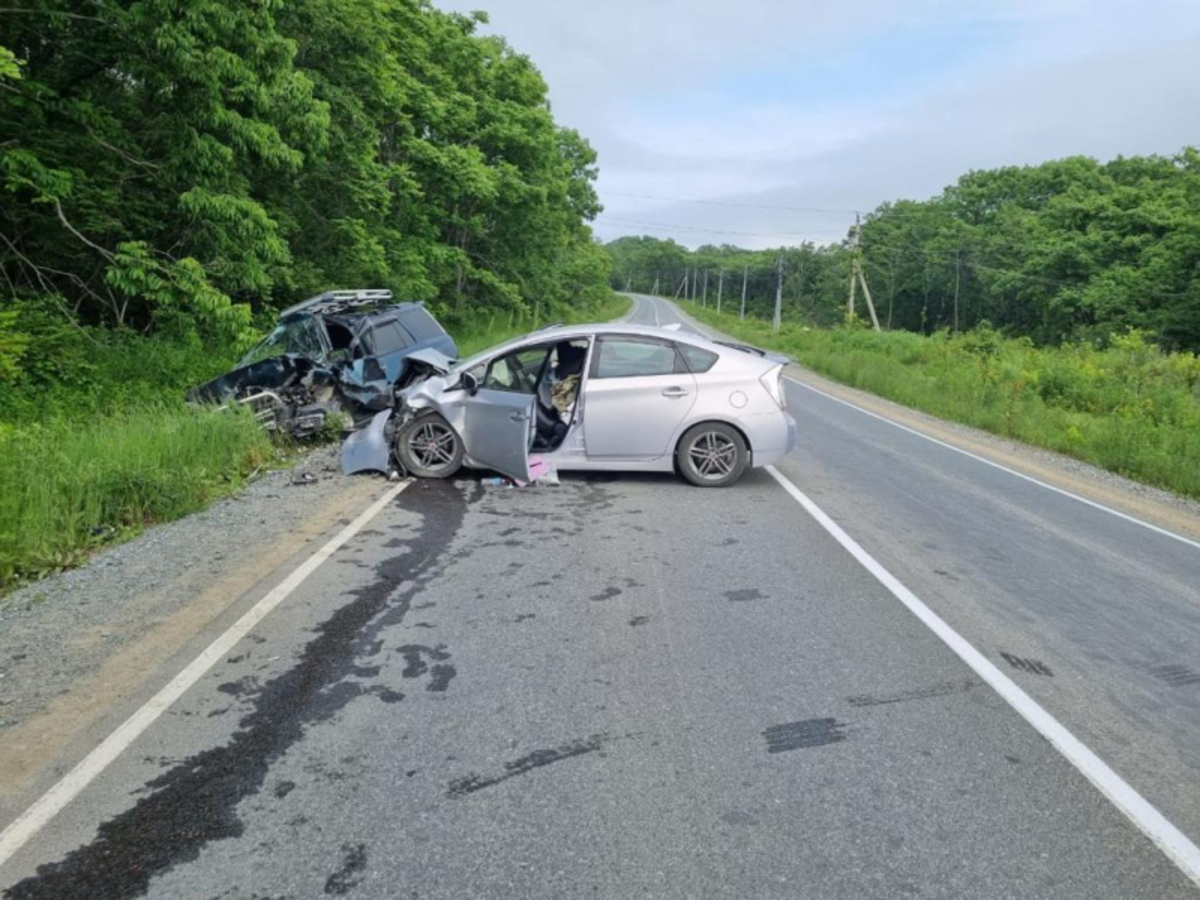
[280,288,396,318]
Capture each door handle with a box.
[509,411,528,422]
[661,387,690,398]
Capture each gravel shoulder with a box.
[0,445,386,809]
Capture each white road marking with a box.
[764,464,1200,887]
[784,377,1200,552]
[0,480,412,870]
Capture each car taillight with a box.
[760,365,786,410]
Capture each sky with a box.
[436,0,1200,249]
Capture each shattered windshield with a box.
[238,316,324,367]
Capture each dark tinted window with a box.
[679,343,719,373]
[593,338,679,378]
[367,321,411,355]
[398,307,445,342]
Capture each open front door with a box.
[461,342,556,481]
[462,389,534,481]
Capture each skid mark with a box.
[763,718,849,753]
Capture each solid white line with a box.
[784,377,1200,552]
[0,480,412,870]
[764,464,1200,887]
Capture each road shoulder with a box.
[0,446,386,814]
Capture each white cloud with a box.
[438,0,1200,248]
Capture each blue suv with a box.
[188,289,459,437]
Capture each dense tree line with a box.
[605,149,1200,351]
[0,0,609,357]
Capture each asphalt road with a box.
[1,295,1198,898]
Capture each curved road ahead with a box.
[1,294,1198,898]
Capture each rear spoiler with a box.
[714,340,789,366]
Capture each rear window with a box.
[398,307,445,342]
[678,344,719,373]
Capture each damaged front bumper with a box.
[340,409,395,475]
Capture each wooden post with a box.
[740,264,748,320]
[773,255,783,333]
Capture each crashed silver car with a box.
[343,323,797,487]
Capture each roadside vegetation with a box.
[680,302,1200,499]
[606,149,1200,353]
[0,2,619,591]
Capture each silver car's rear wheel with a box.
[676,422,749,487]
[397,414,464,479]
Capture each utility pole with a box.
[740,264,748,320]
[676,270,687,301]
[716,269,724,313]
[651,274,660,297]
[847,213,881,331]
[952,249,961,333]
[773,255,783,333]
[624,276,632,292]
[702,269,709,307]
[690,267,697,303]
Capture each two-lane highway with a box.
[0,296,1197,898]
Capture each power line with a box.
[599,190,859,216]
[594,216,849,240]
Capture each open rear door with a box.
[461,389,534,482]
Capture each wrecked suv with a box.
[187,290,458,438]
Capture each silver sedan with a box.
[344,323,797,487]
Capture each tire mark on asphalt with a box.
[447,735,607,798]
[847,679,979,707]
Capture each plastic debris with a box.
[291,472,319,485]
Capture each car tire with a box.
[396,413,464,479]
[676,422,749,487]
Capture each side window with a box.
[398,307,445,342]
[678,343,719,373]
[483,346,551,394]
[593,338,680,378]
[367,321,411,355]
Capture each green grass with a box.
[0,405,275,588]
[680,301,1200,499]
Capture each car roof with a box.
[279,289,430,322]
[450,321,755,372]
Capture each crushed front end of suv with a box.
[187,289,458,438]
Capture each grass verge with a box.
[0,405,276,588]
[680,300,1200,499]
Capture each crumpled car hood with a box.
[403,347,456,375]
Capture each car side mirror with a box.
[461,371,479,396]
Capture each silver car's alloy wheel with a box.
[676,422,749,487]
[409,421,457,469]
[688,431,737,480]
[397,413,464,478]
